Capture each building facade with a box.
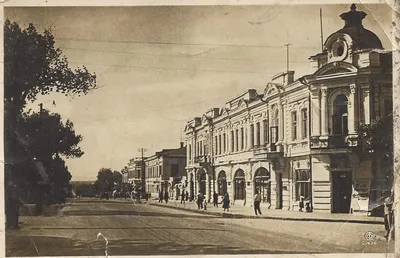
[184,5,392,214]
[127,157,145,186]
[145,143,187,200]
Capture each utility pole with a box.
[138,148,147,197]
[284,43,291,72]
[320,8,324,52]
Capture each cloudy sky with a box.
[5,3,392,181]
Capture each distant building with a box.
[145,143,187,200]
[184,4,392,214]
[127,157,145,186]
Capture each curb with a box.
[149,203,384,225]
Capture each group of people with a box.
[158,191,170,203]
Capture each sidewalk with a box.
[149,199,384,225]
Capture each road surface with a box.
[6,198,393,256]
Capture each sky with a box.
[4,3,392,181]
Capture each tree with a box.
[94,168,122,194]
[356,114,393,192]
[4,19,97,116]
[4,20,97,222]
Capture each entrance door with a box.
[332,171,352,213]
[255,180,271,203]
[275,173,283,209]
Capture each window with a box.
[263,119,269,145]
[200,141,203,156]
[301,109,308,139]
[250,124,254,148]
[218,171,227,195]
[188,145,191,160]
[231,131,234,152]
[223,133,226,153]
[235,129,239,152]
[333,94,348,135]
[159,165,162,177]
[240,127,244,150]
[296,169,311,201]
[218,135,222,155]
[256,122,261,146]
[171,164,179,178]
[234,170,245,200]
[270,126,278,151]
[292,111,297,141]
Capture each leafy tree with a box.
[356,114,393,184]
[4,19,97,116]
[94,168,122,193]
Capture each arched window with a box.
[254,167,271,203]
[217,171,227,195]
[332,94,349,135]
[234,169,246,200]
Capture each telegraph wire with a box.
[56,37,320,50]
[69,61,281,75]
[61,46,310,64]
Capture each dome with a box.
[335,4,383,50]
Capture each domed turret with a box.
[335,4,383,50]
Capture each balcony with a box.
[310,134,358,149]
[193,155,212,166]
[253,144,283,159]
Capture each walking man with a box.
[164,191,169,204]
[181,190,186,204]
[197,191,204,210]
[213,191,218,207]
[254,191,262,215]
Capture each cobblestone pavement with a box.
[6,198,394,256]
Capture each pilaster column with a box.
[348,84,357,134]
[260,118,265,146]
[247,119,252,150]
[321,88,328,135]
[311,89,320,136]
[362,87,370,124]
[253,122,258,147]
[278,103,284,142]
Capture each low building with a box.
[127,157,145,187]
[184,4,392,214]
[145,143,187,200]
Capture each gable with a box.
[314,61,357,76]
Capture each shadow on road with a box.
[61,210,218,219]
[6,235,328,256]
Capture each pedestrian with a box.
[204,199,207,210]
[164,191,169,204]
[384,191,394,240]
[222,193,230,212]
[158,191,163,203]
[254,191,262,215]
[213,191,218,207]
[181,190,186,204]
[197,191,204,210]
[299,195,304,212]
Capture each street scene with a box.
[4,2,396,257]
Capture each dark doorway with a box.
[198,170,206,195]
[218,171,227,195]
[332,171,352,213]
[234,169,246,200]
[275,173,283,209]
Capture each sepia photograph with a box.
[3,1,397,256]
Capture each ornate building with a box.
[184,4,392,213]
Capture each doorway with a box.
[332,171,352,213]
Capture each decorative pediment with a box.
[314,61,357,76]
[237,99,249,110]
[220,108,229,117]
[264,82,284,98]
[201,115,211,125]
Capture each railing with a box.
[328,135,348,148]
[310,134,355,149]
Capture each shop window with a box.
[296,169,311,201]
